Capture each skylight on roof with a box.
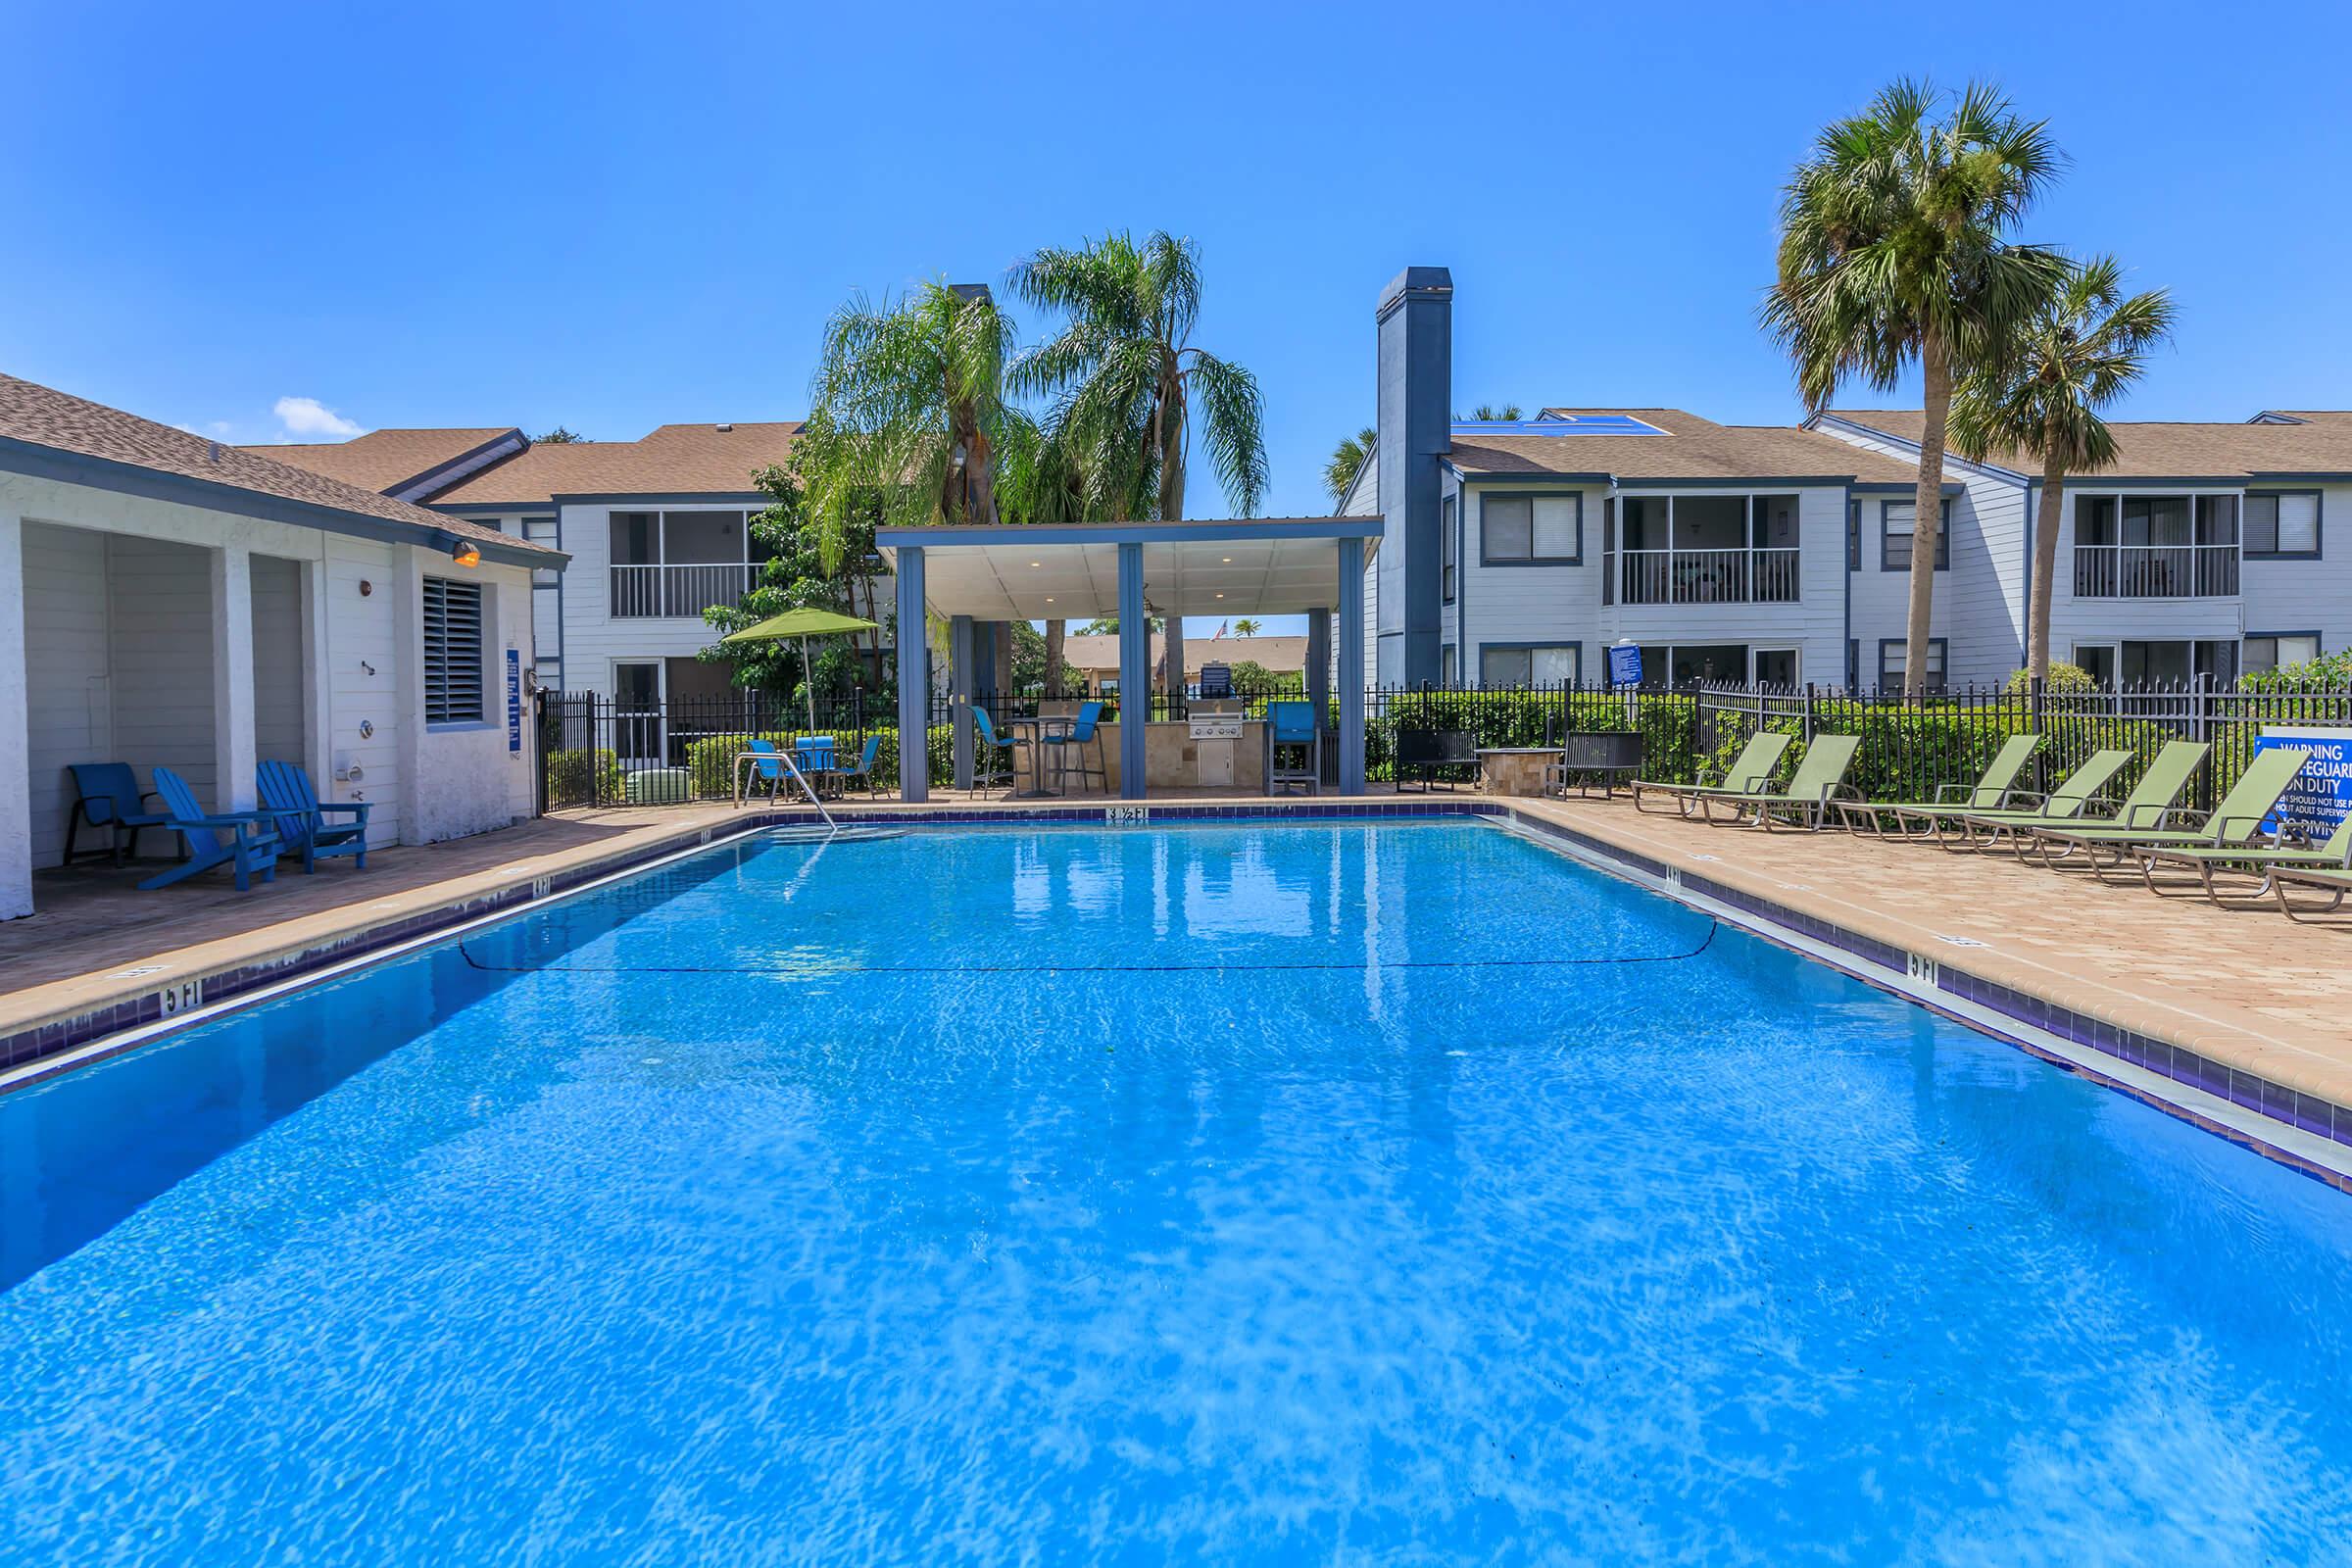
[1449,414,1663,436]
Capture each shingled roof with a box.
[424,420,804,507]
[0,373,561,565]
[243,426,519,496]
[1442,408,1922,484]
[1825,409,2352,481]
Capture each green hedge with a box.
[545,748,623,807]
[677,725,958,800]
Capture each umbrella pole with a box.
[802,636,817,732]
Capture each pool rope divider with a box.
[1490,807,2352,1193]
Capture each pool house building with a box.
[0,373,564,919]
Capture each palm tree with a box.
[1011,230,1269,695]
[1763,78,2065,697]
[1949,257,2175,685]
[1232,617,1263,637]
[797,281,1021,571]
[1457,404,1524,420]
[1323,426,1375,509]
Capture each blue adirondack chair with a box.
[257,760,371,871]
[65,762,172,864]
[140,766,285,892]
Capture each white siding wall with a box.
[251,553,307,766]
[1846,492,1956,688]
[2047,485,2245,659]
[106,537,219,807]
[1597,486,1849,688]
[2239,481,2352,657]
[21,523,113,868]
[1455,480,1604,683]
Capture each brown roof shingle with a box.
[1446,408,1920,484]
[1825,409,2352,480]
[426,420,804,507]
[0,373,560,562]
[241,426,517,495]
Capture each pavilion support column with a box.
[1117,543,1149,800]
[950,614,976,792]
[0,510,31,918]
[1305,609,1332,721]
[212,543,258,812]
[973,620,998,704]
[895,545,928,802]
[1163,615,1185,710]
[1337,538,1366,796]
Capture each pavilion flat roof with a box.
[876,517,1379,619]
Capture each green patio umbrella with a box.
[720,607,881,730]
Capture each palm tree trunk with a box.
[1155,369,1188,701]
[1906,333,1952,701]
[2029,433,2066,685]
[1045,618,1065,698]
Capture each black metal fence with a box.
[537,678,2352,813]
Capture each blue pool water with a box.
[4,819,2351,1564]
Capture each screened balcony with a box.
[2071,495,2241,599]
[608,509,768,618]
[1602,493,1800,607]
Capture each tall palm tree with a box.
[1763,78,2065,697]
[1011,230,1269,695]
[798,281,1021,571]
[1324,426,1375,509]
[1949,257,2175,685]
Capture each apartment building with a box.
[1353,267,2348,691]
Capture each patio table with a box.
[1005,716,1072,798]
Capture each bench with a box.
[1395,728,1481,792]
[1546,730,1644,798]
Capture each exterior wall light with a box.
[451,541,481,567]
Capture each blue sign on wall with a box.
[2256,726,2352,838]
[506,648,523,755]
[1606,643,1643,688]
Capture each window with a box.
[1881,499,1951,570]
[422,577,485,725]
[1481,644,1580,686]
[2244,633,2322,673]
[1441,496,1457,603]
[1878,638,1947,693]
[1481,493,1582,564]
[2073,644,2118,688]
[1441,643,1457,684]
[1846,501,1860,570]
[2245,491,2322,557]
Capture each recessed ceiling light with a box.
[1029,561,1041,567]
[1215,592,1225,599]
[1045,597,1054,603]
[1221,557,1232,563]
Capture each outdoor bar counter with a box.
[1057,701,1268,793]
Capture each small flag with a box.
[1215,620,1227,639]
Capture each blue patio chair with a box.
[139,766,285,893]
[1040,701,1107,795]
[65,762,171,865]
[969,708,1024,798]
[257,760,370,872]
[794,734,839,774]
[1265,701,1321,796]
[744,738,793,803]
[833,733,888,798]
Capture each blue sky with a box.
[7,1,2348,635]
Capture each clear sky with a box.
[7,1,2348,637]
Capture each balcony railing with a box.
[609,563,759,618]
[1610,547,1800,607]
[2072,544,2239,600]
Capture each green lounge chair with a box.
[1632,730,1792,818]
[258,760,370,872]
[2141,810,2352,905]
[1699,734,1862,831]
[1967,741,2206,859]
[2026,745,2311,877]
[2262,858,2352,922]
[1835,733,2040,839]
[139,765,284,893]
[1936,748,2134,852]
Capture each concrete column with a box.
[212,543,258,811]
[895,546,929,801]
[1117,543,1149,800]
[1338,537,1367,796]
[393,549,425,844]
[950,613,976,791]
[972,618,998,702]
[0,511,31,918]
[1163,615,1186,709]
[1305,608,1332,719]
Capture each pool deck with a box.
[3,790,2346,1153]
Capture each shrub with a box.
[545,748,622,806]
[2243,650,2352,693]
[2004,662,2101,695]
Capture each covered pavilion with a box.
[875,517,1379,801]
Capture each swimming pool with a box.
[4,818,2351,1563]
